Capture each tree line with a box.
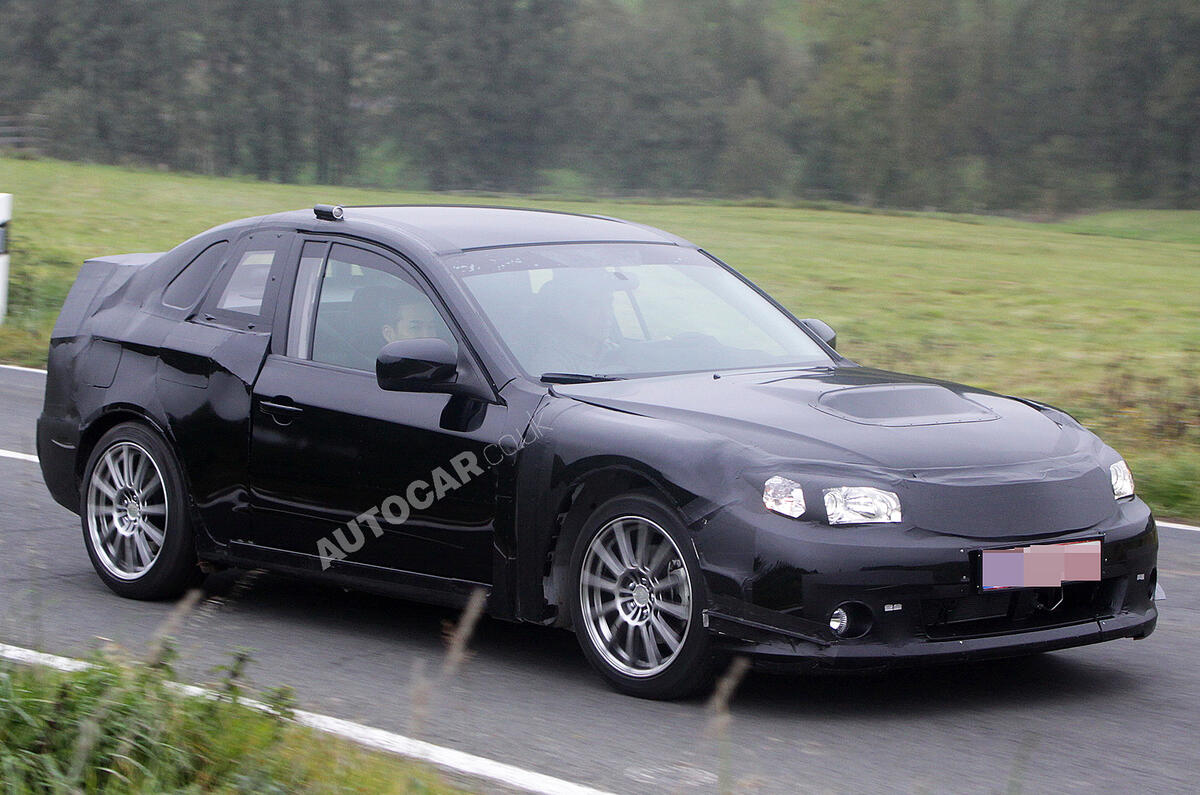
[1,0,1196,212]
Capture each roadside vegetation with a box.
[2,1,1196,211]
[1,156,1196,523]
[0,650,461,794]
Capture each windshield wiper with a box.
[540,372,624,384]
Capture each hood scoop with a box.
[810,383,999,427]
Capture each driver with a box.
[383,298,444,344]
[529,269,620,375]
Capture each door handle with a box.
[259,398,303,424]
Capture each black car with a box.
[37,205,1158,699]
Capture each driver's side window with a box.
[290,242,456,371]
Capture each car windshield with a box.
[448,243,831,379]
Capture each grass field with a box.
[1,651,461,794]
[1,157,1197,520]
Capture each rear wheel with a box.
[569,493,714,699]
[80,422,201,599]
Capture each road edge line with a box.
[0,643,91,672]
[1157,520,1200,533]
[0,642,617,795]
[0,363,47,374]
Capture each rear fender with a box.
[50,253,164,340]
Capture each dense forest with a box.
[1,0,1197,212]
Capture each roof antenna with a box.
[314,204,344,221]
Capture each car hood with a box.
[552,366,1119,537]
[552,366,1083,469]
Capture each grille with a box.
[921,579,1119,640]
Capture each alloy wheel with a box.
[85,441,168,580]
[579,515,693,678]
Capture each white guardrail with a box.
[0,193,11,324]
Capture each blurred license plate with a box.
[981,539,1101,590]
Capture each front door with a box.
[247,241,503,584]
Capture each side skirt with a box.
[205,542,493,612]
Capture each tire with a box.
[79,422,202,600]
[569,492,714,699]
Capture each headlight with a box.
[763,476,806,518]
[1110,460,1135,499]
[824,487,902,524]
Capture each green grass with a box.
[1,157,1197,520]
[0,652,462,794]
[1052,210,1200,244]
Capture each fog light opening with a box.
[829,601,874,639]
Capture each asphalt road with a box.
[1,366,1197,794]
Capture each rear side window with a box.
[163,241,228,309]
[199,231,293,330]
[215,248,278,315]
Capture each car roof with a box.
[256,205,693,255]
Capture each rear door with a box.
[155,230,295,544]
[246,240,505,585]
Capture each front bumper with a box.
[694,497,1159,671]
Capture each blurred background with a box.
[2,0,1197,209]
[0,0,1197,520]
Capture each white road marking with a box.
[285,710,616,795]
[0,642,617,795]
[1158,521,1200,533]
[0,643,91,672]
[0,448,38,464]
[0,363,46,374]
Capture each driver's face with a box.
[383,302,441,343]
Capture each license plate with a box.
[980,539,1101,590]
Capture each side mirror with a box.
[376,338,458,392]
[801,318,837,350]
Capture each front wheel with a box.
[80,422,201,599]
[569,493,714,699]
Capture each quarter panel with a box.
[154,323,271,546]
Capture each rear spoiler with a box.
[50,252,164,339]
